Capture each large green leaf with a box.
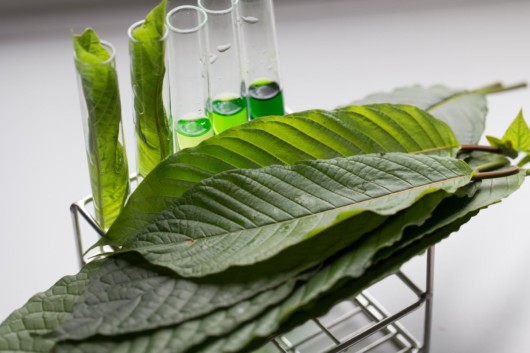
[105,104,459,247]
[119,153,472,277]
[60,173,512,353]
[53,170,523,353]
[0,262,101,353]
[73,29,129,230]
[192,173,525,353]
[352,84,488,144]
[130,0,172,177]
[52,253,319,341]
[52,189,448,342]
[53,191,450,353]
[51,153,471,346]
[55,276,302,353]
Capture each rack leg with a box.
[70,203,86,269]
[422,246,435,353]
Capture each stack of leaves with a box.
[1,84,528,353]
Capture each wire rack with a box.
[71,185,434,353]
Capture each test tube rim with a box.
[72,39,116,66]
[127,19,169,43]
[197,0,239,15]
[166,5,208,34]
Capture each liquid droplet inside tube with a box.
[217,43,231,53]
[209,54,218,64]
[242,16,259,24]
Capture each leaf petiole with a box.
[473,81,527,95]
[474,160,510,173]
[472,166,520,180]
[459,144,503,154]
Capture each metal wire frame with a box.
[267,248,434,353]
[70,174,140,268]
[70,184,434,353]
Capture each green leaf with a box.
[119,153,472,277]
[132,0,166,41]
[52,253,318,341]
[486,110,530,159]
[51,188,450,343]
[352,84,488,144]
[485,136,517,158]
[191,220,477,353]
[374,172,525,263]
[55,276,301,353]
[105,104,459,247]
[130,0,171,177]
[59,168,522,353]
[191,173,525,353]
[53,191,450,353]
[73,28,129,230]
[501,110,530,151]
[0,262,101,353]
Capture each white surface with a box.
[1,1,530,352]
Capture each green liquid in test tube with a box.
[238,0,285,119]
[175,113,214,149]
[199,0,249,134]
[248,78,284,119]
[166,5,214,151]
[211,94,248,133]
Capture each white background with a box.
[1,0,530,352]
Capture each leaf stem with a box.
[472,166,520,180]
[473,82,527,95]
[474,160,509,173]
[459,144,503,154]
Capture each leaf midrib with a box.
[426,90,468,112]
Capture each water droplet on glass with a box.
[267,65,272,70]
[209,54,218,64]
[217,43,231,53]
[242,16,259,24]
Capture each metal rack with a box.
[71,187,434,353]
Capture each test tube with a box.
[166,6,213,151]
[128,20,171,178]
[198,0,248,134]
[237,0,284,119]
[73,36,129,231]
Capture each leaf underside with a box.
[105,103,459,247]
[53,173,524,353]
[53,152,473,341]
[120,153,472,278]
[352,84,488,145]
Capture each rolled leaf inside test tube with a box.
[198,0,248,134]
[73,30,130,231]
[166,6,214,151]
[128,5,172,178]
[238,0,285,119]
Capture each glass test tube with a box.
[166,6,214,151]
[128,20,172,178]
[237,0,284,119]
[198,0,248,134]
[73,40,130,231]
